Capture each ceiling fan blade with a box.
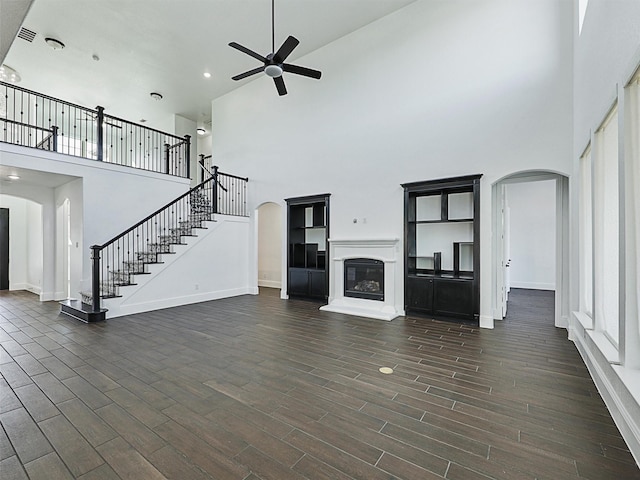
[274,76,287,96]
[282,63,322,80]
[273,35,299,63]
[232,67,264,81]
[229,42,267,63]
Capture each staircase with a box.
[60,169,248,322]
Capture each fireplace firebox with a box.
[344,258,384,301]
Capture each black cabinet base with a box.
[405,275,477,324]
[288,268,326,299]
[405,308,479,325]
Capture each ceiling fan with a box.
[229,0,321,96]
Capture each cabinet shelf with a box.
[286,194,330,300]
[409,218,473,224]
[410,272,474,280]
[402,175,481,323]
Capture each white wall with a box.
[1,143,189,296]
[103,215,253,318]
[174,114,197,185]
[257,202,282,288]
[212,0,574,327]
[55,179,83,298]
[506,180,556,290]
[25,200,43,294]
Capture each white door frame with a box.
[492,171,570,328]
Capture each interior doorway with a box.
[0,208,8,290]
[257,202,283,293]
[492,171,569,328]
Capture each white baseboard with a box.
[40,289,67,301]
[105,287,254,318]
[479,314,494,329]
[570,314,640,467]
[258,280,281,289]
[21,283,43,296]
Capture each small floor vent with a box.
[17,27,37,42]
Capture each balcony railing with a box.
[0,81,190,178]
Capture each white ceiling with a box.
[0,164,78,188]
[2,0,416,132]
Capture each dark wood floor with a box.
[0,288,638,479]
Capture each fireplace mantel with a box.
[320,238,404,320]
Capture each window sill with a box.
[586,329,621,365]
[611,365,640,405]
[572,310,593,330]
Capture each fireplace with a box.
[319,238,403,321]
[344,258,384,301]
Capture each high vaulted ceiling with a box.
[2,0,416,132]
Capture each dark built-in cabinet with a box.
[403,175,481,323]
[286,194,330,300]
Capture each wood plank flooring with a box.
[0,287,638,479]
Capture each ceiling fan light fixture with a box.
[265,65,283,78]
[44,37,65,50]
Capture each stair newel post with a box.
[199,154,205,184]
[212,165,219,214]
[91,245,101,312]
[96,106,104,162]
[164,142,170,174]
[51,125,59,152]
[184,135,191,179]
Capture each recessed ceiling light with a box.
[203,72,211,78]
[7,174,20,180]
[0,64,21,83]
[197,128,206,135]
[44,37,65,50]
[150,92,163,101]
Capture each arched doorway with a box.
[256,202,283,294]
[0,194,44,296]
[492,171,570,328]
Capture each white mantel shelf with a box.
[320,238,404,321]
[326,238,400,245]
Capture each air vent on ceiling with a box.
[17,27,37,42]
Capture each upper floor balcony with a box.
[0,81,191,178]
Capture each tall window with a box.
[594,105,619,346]
[579,0,589,35]
[579,145,593,320]
[627,72,640,340]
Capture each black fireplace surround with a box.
[344,258,384,301]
